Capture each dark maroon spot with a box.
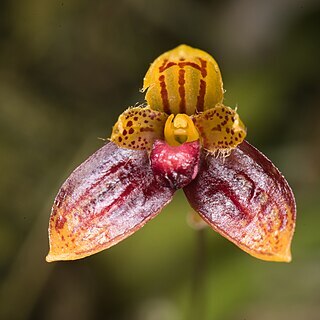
[212,124,221,132]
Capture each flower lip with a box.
[150,139,201,189]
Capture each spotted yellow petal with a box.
[143,44,224,115]
[110,106,168,151]
[192,104,246,154]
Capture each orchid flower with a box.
[46,45,296,263]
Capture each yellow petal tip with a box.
[45,252,56,263]
[242,243,293,263]
[45,250,84,262]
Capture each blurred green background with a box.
[0,0,319,319]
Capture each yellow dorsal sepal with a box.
[143,44,224,115]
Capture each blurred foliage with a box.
[0,0,320,319]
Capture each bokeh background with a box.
[1,0,320,319]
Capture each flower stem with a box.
[189,228,207,320]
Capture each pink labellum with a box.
[150,140,201,189]
[46,142,174,262]
[184,141,296,262]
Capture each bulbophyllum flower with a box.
[46,45,296,263]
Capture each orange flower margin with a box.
[47,45,296,263]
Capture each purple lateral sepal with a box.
[184,140,296,262]
[46,142,174,262]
